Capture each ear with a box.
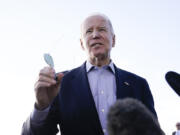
[80,38,85,50]
[112,35,115,47]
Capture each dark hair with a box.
[107,98,165,135]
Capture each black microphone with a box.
[165,71,180,96]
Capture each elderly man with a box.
[22,13,157,135]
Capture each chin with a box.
[92,49,105,55]
[93,52,108,60]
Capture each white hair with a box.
[80,13,114,36]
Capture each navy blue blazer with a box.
[23,62,157,135]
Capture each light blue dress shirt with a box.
[86,61,117,135]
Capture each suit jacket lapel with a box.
[73,63,133,134]
[75,63,103,134]
[114,64,134,99]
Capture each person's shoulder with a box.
[116,67,147,84]
[61,63,85,78]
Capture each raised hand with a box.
[34,67,64,110]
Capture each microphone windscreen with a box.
[165,71,180,96]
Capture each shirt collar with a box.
[86,60,115,74]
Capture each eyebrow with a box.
[86,25,107,30]
[99,26,107,29]
[85,27,93,32]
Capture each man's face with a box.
[80,15,115,61]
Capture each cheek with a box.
[105,36,113,47]
[84,38,91,49]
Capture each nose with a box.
[92,30,100,39]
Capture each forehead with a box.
[82,15,109,30]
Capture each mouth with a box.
[91,43,103,47]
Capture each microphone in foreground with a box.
[165,71,180,97]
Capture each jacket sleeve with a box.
[21,96,60,135]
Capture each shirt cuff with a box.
[30,105,50,124]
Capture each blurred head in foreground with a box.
[107,98,165,135]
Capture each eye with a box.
[86,29,92,34]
